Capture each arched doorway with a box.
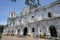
[23,27,27,36]
[49,25,57,37]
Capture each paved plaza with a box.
[1,36,51,40]
[1,36,60,40]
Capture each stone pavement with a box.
[1,36,60,40]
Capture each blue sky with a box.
[0,0,56,25]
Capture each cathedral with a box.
[3,0,60,38]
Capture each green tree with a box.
[25,0,30,5]
[0,25,4,35]
[25,0,41,6]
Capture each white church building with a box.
[3,0,60,38]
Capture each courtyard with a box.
[0,36,52,40]
[1,36,60,40]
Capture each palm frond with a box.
[11,0,16,2]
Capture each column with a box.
[38,27,40,35]
[15,29,18,35]
[46,21,50,37]
[47,26,50,37]
[28,27,32,36]
[57,26,60,37]
[20,29,23,36]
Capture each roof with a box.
[19,0,60,16]
[8,0,60,20]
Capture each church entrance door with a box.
[23,27,27,36]
[49,25,57,37]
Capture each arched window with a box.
[32,28,35,32]
[21,16,22,18]
[32,16,34,18]
[48,12,52,18]
[11,13,13,17]
[8,30,10,33]
[40,30,41,32]
[19,20,21,22]
[10,23,11,26]
[12,30,14,33]
[18,29,20,33]
[13,22,15,25]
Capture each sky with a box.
[0,0,56,25]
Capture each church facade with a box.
[3,0,60,38]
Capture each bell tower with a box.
[9,11,16,18]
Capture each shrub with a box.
[40,33,46,38]
[0,35,2,38]
[17,33,19,35]
[6,34,9,36]
[11,34,14,36]
[44,33,46,36]
[16,34,23,37]
[40,34,44,38]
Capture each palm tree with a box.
[25,0,41,13]
[25,0,41,7]
[25,0,30,5]
[37,0,41,5]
